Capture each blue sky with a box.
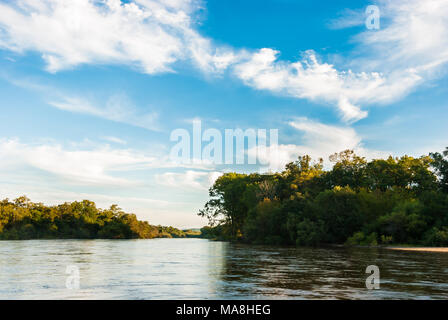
[0,0,447,227]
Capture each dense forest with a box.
[0,197,187,240]
[199,148,448,246]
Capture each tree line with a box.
[0,197,186,240]
[199,148,448,246]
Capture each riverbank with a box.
[386,247,448,253]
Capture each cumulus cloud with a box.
[0,0,236,73]
[234,49,388,123]
[253,117,389,172]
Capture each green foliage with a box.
[157,226,186,238]
[346,232,378,246]
[199,148,448,246]
[310,186,365,243]
[377,199,426,243]
[243,199,286,244]
[380,235,393,244]
[430,148,448,193]
[200,225,230,240]
[0,198,184,240]
[182,229,202,238]
[295,218,326,246]
[423,227,448,246]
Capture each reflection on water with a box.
[0,239,447,299]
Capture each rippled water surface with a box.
[0,239,447,299]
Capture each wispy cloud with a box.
[327,8,365,30]
[101,136,127,145]
[3,75,161,131]
[0,138,156,186]
[49,94,160,131]
[0,138,216,227]
[353,0,448,73]
[0,138,221,186]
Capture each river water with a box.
[0,238,447,299]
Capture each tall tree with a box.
[430,147,448,192]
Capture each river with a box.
[0,238,447,299]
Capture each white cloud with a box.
[0,138,156,185]
[253,117,389,172]
[155,170,221,190]
[3,76,162,131]
[1,0,447,124]
[354,0,448,73]
[49,93,160,131]
[0,0,178,73]
[0,0,239,74]
[0,138,220,186]
[231,0,448,123]
[0,138,216,227]
[337,96,368,123]
[327,8,365,30]
[288,117,362,154]
[102,136,127,145]
[233,48,422,123]
[0,186,174,210]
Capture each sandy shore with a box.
[387,247,448,253]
